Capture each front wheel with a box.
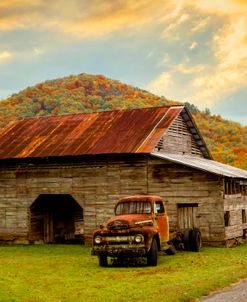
[147,239,158,266]
[99,255,108,267]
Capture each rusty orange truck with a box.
[91,195,201,266]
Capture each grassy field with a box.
[0,244,247,302]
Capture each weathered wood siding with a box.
[224,195,247,242]
[147,157,225,245]
[0,154,228,245]
[154,114,204,157]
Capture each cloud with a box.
[176,63,205,74]
[0,51,13,63]
[57,1,181,38]
[146,72,173,96]
[32,47,44,56]
[1,0,247,120]
[215,17,247,69]
[0,0,178,37]
[162,13,190,36]
[146,0,247,111]
[191,68,246,107]
[159,53,170,66]
[190,17,210,32]
[193,0,247,15]
[190,10,247,107]
[189,42,197,49]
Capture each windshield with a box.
[115,201,152,215]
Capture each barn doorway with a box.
[29,194,84,244]
[177,203,198,230]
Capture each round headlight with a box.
[134,234,143,243]
[94,236,102,244]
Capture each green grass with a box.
[0,245,247,302]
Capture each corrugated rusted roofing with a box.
[0,106,184,159]
[151,152,247,179]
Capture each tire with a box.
[147,239,158,266]
[165,242,177,255]
[183,228,192,251]
[99,255,108,267]
[190,228,202,252]
[117,256,125,266]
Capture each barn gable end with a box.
[154,108,209,158]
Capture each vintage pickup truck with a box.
[91,195,201,266]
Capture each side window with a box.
[242,209,246,223]
[154,201,165,214]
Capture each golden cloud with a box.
[176,64,205,74]
[147,0,247,109]
[193,0,247,15]
[56,1,178,38]
[0,0,177,36]
[0,51,13,62]
[146,72,174,96]
[1,0,246,110]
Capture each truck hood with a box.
[106,214,153,230]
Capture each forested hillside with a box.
[0,73,246,169]
[192,109,247,170]
[0,73,174,127]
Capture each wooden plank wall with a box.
[0,155,246,245]
[0,156,148,244]
[224,195,247,241]
[154,115,204,157]
[147,157,226,244]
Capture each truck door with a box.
[154,201,169,243]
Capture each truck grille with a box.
[103,235,134,243]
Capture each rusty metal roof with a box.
[151,152,247,179]
[0,106,184,159]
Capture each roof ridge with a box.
[12,105,184,122]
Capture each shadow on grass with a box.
[109,257,147,267]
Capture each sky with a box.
[0,0,247,125]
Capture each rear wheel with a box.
[147,239,158,266]
[190,228,202,252]
[183,228,192,251]
[99,255,108,267]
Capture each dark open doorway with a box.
[29,194,84,244]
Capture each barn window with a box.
[242,210,246,224]
[224,211,230,226]
[241,185,247,196]
[224,179,242,195]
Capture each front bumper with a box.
[92,244,146,257]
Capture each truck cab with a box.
[91,195,176,266]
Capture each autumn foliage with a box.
[0,73,246,169]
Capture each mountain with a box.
[193,111,247,170]
[0,73,246,169]
[0,73,175,127]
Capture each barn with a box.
[0,105,246,246]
